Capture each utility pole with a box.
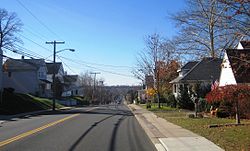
[46,40,65,111]
[99,80,104,104]
[90,72,100,104]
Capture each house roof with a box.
[3,59,45,71]
[182,61,198,70]
[226,49,250,83]
[46,62,62,74]
[240,41,250,49]
[63,75,78,83]
[170,58,222,83]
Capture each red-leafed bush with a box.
[206,85,250,121]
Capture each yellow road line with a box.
[0,114,79,147]
[0,107,99,148]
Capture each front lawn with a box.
[143,104,250,151]
[0,92,64,115]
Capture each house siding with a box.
[38,66,47,80]
[3,71,39,94]
[219,52,237,86]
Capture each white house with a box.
[62,75,84,97]
[46,62,65,97]
[3,58,51,96]
[46,62,65,83]
[219,41,250,86]
[219,52,237,86]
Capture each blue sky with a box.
[2,0,185,85]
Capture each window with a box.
[173,84,177,93]
[38,72,45,78]
[8,72,11,77]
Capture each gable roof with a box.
[240,41,250,49]
[3,59,45,72]
[63,75,78,83]
[182,61,198,70]
[226,49,250,83]
[46,62,63,74]
[170,58,222,83]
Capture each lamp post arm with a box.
[56,49,75,54]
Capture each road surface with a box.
[0,104,156,151]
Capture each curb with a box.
[126,104,167,151]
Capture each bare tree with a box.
[133,33,179,108]
[218,0,250,17]
[79,72,94,100]
[79,72,109,104]
[0,8,22,52]
[171,0,249,59]
[0,8,22,96]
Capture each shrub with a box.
[206,85,250,122]
[177,85,194,110]
[159,97,166,103]
[166,94,177,108]
[217,108,230,118]
[196,98,208,112]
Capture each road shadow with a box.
[68,106,132,151]
[68,114,115,151]
[0,105,133,125]
[108,115,127,151]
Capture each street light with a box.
[56,48,75,53]
[51,48,75,111]
[46,40,75,111]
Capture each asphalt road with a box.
[0,104,156,151]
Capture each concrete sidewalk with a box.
[128,104,224,151]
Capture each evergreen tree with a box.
[177,85,194,110]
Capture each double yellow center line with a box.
[0,107,98,148]
[0,114,79,147]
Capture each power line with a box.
[16,0,62,39]
[57,56,77,74]
[73,53,134,69]
[3,44,54,63]
[23,27,48,42]
[16,0,75,54]
[4,46,42,59]
[58,55,137,78]
[46,40,65,111]
[1,54,46,68]
[16,0,75,51]
[18,34,52,53]
[15,45,47,58]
